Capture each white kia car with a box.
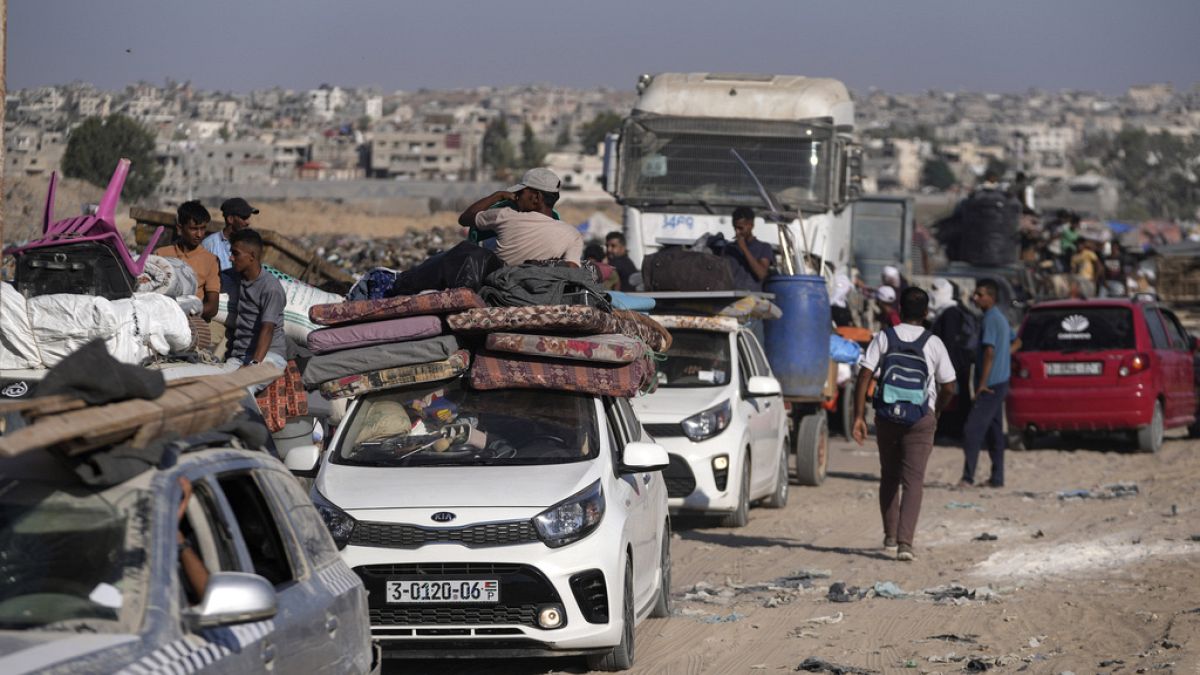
[293,378,671,671]
[631,318,788,527]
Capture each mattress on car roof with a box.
[319,349,470,399]
[484,332,648,364]
[306,315,442,354]
[302,334,460,388]
[447,305,671,352]
[468,350,656,398]
[309,288,485,327]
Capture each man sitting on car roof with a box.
[457,168,584,267]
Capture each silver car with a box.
[0,446,378,674]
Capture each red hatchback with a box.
[1007,299,1197,453]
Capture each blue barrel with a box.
[763,275,831,399]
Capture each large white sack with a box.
[122,292,194,355]
[0,283,38,369]
[0,285,120,369]
[135,255,198,298]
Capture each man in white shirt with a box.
[852,286,957,562]
[457,168,583,266]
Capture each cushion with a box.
[613,309,672,352]
[302,335,460,388]
[653,314,740,333]
[447,304,614,334]
[306,315,442,355]
[320,350,470,400]
[254,360,308,433]
[310,288,485,327]
[485,333,648,364]
[468,350,656,398]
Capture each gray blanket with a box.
[479,264,610,309]
[302,334,459,387]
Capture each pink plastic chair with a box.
[6,158,165,276]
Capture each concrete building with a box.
[5,126,65,177]
[308,86,346,121]
[1127,83,1174,113]
[157,140,274,199]
[544,149,608,202]
[368,127,481,181]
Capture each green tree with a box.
[577,111,623,155]
[481,117,515,176]
[1078,128,1200,220]
[921,158,956,190]
[62,114,163,200]
[520,123,547,169]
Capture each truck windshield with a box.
[334,378,600,468]
[0,479,150,632]
[656,330,732,388]
[619,115,831,211]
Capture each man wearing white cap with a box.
[881,264,906,293]
[876,285,901,327]
[458,168,584,267]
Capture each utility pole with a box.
[0,0,7,262]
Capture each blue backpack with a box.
[872,326,932,426]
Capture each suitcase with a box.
[642,246,735,292]
[15,241,135,300]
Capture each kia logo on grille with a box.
[431,512,456,523]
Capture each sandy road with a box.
[390,430,1200,674]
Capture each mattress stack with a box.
[304,288,484,399]
[445,304,669,398]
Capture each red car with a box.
[1007,299,1197,453]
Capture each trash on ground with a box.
[924,584,999,603]
[925,633,979,644]
[946,501,984,510]
[796,656,877,674]
[827,582,864,603]
[974,532,999,541]
[1056,483,1139,500]
[702,612,745,624]
[805,611,844,625]
[1033,529,1045,538]
[872,581,906,598]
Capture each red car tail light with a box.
[1012,355,1030,379]
[1118,353,1150,377]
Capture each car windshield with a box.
[656,330,732,388]
[0,478,150,631]
[334,377,600,468]
[1019,307,1135,352]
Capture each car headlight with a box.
[533,480,605,548]
[311,487,357,549]
[681,400,732,441]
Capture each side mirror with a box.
[185,572,277,629]
[746,375,782,397]
[620,441,670,473]
[284,444,321,476]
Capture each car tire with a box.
[721,454,751,528]
[1136,401,1164,454]
[1189,418,1200,439]
[649,522,672,618]
[795,412,828,487]
[588,557,635,672]
[763,439,789,508]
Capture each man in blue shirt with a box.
[960,279,1019,487]
[724,207,774,291]
[202,197,258,271]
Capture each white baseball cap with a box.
[876,286,897,303]
[507,167,561,194]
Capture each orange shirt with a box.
[156,243,220,299]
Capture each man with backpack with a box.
[852,287,957,562]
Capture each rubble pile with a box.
[294,227,465,276]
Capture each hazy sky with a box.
[10,0,1199,95]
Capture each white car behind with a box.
[295,379,671,671]
[632,322,788,526]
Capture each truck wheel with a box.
[1136,402,1164,454]
[795,412,828,486]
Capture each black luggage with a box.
[15,241,135,300]
[642,246,735,292]
[957,188,1020,267]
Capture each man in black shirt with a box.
[605,232,640,290]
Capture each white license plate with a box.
[1046,361,1102,376]
[386,579,500,604]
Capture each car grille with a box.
[664,454,697,498]
[370,605,538,627]
[350,520,540,549]
[644,422,686,438]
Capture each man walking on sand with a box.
[853,287,956,562]
[959,279,1019,488]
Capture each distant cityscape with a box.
[6,79,1199,218]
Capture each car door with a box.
[744,330,786,456]
[258,468,371,675]
[1141,306,1176,418]
[1159,309,1196,425]
[736,331,774,496]
[605,398,655,606]
[213,469,328,675]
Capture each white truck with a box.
[603,72,862,281]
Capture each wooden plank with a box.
[129,206,177,227]
[0,364,281,457]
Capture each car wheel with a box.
[721,454,751,528]
[1136,401,1164,453]
[587,557,635,671]
[1189,418,1200,439]
[794,412,828,486]
[649,522,672,618]
[763,439,789,508]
